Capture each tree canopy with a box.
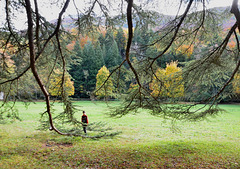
[150,61,184,98]
[95,66,114,100]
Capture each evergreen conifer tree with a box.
[95,41,105,69]
[69,41,83,97]
[83,41,96,92]
[98,33,105,48]
[116,27,126,58]
[104,29,119,68]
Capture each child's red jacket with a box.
[81,114,88,124]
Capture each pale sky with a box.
[156,0,234,16]
[64,0,236,19]
[208,0,233,8]
[0,0,238,30]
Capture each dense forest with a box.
[68,24,239,102]
[2,7,239,102]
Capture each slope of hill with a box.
[56,6,236,31]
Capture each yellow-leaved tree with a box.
[95,66,114,100]
[149,68,166,97]
[150,61,184,98]
[0,42,16,75]
[0,43,16,98]
[49,70,74,96]
[233,73,240,94]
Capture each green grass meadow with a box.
[0,101,239,168]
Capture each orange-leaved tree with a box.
[150,61,184,98]
[176,44,194,58]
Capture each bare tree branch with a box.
[24,0,73,136]
[231,0,240,32]
[126,0,141,88]
[149,0,194,68]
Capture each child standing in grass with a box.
[81,111,88,134]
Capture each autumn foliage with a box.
[233,73,240,94]
[176,44,194,58]
[150,61,184,98]
[0,42,15,75]
[49,70,75,96]
[95,66,114,99]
